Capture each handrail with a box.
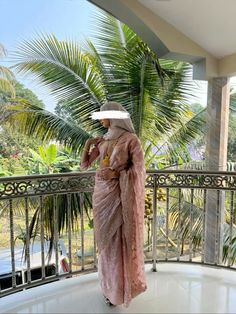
[0,169,235,297]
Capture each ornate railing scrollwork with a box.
[0,173,95,199]
[146,170,236,190]
[1,170,236,200]
[66,176,95,191]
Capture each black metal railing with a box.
[0,170,236,297]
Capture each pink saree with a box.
[81,132,147,307]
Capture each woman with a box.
[80,102,147,307]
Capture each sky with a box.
[1,0,97,111]
[0,0,225,112]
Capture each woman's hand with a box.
[83,137,103,153]
[85,137,103,147]
[97,168,119,180]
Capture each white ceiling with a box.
[138,0,236,59]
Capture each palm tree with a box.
[5,12,204,161]
[2,12,205,240]
[0,44,15,98]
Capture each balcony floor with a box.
[1,263,236,313]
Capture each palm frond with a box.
[13,34,106,125]
[0,78,15,97]
[4,99,92,153]
[0,65,15,82]
[0,43,7,57]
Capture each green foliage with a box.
[0,44,15,98]
[28,144,81,174]
[0,163,11,177]
[184,93,236,164]
[227,111,236,161]
[1,12,205,167]
[0,12,207,246]
[220,89,236,161]
[0,80,44,107]
[223,224,236,265]
[168,189,236,264]
[0,76,46,176]
[0,125,42,175]
[14,81,44,108]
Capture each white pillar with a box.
[205,77,230,264]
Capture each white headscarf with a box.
[98,102,135,140]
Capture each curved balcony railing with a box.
[0,170,236,297]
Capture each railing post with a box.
[152,174,157,272]
[80,193,85,271]
[53,194,59,276]
[25,197,31,284]
[40,196,46,280]
[9,199,16,289]
[67,193,72,274]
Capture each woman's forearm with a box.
[81,143,91,164]
[80,137,102,170]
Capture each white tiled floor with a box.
[1,263,236,313]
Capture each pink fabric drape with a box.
[81,132,147,307]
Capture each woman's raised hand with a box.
[85,137,102,149]
[85,137,103,146]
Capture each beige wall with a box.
[90,0,236,80]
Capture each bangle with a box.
[83,148,90,153]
